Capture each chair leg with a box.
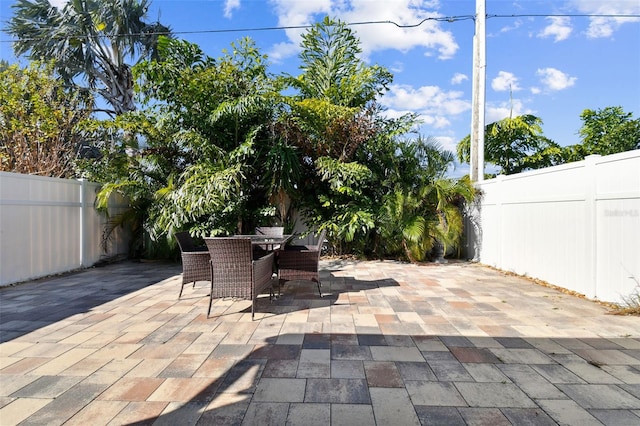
[179,283,185,298]
[315,279,322,297]
[207,284,214,318]
[251,298,255,320]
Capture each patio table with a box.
[232,234,294,251]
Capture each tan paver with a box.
[1,259,638,425]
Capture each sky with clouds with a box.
[1,0,639,172]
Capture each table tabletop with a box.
[232,234,294,246]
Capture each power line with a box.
[0,13,638,44]
[488,13,640,19]
[0,16,476,44]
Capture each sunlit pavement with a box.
[1,259,639,425]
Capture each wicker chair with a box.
[204,237,276,319]
[175,232,210,298]
[254,226,284,251]
[278,229,326,296]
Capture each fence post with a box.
[79,178,87,268]
[585,155,600,299]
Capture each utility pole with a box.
[470,0,486,182]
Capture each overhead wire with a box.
[0,13,639,44]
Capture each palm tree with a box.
[457,114,558,175]
[379,137,475,262]
[7,0,170,115]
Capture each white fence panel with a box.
[0,172,129,286]
[468,151,640,304]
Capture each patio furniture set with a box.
[175,228,326,319]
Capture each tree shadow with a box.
[4,260,639,425]
[0,261,182,343]
[121,330,640,425]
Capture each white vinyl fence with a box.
[466,151,640,305]
[0,172,130,286]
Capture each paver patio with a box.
[0,259,639,425]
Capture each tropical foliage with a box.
[7,0,170,115]
[577,106,640,156]
[0,61,92,177]
[71,17,474,261]
[2,10,475,261]
[458,106,639,176]
[457,114,560,175]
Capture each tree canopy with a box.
[457,114,560,175]
[457,107,639,176]
[0,61,92,177]
[7,0,171,115]
[75,17,474,262]
[578,106,640,156]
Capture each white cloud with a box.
[269,41,304,62]
[530,87,541,95]
[538,16,572,42]
[498,19,523,34]
[536,67,577,91]
[49,0,68,8]
[570,0,640,38]
[485,98,534,123]
[224,0,241,18]
[390,61,404,73]
[379,84,470,132]
[451,73,468,85]
[267,0,459,61]
[267,0,333,61]
[491,71,521,92]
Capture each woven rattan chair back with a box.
[175,231,204,252]
[255,226,284,237]
[278,228,326,296]
[174,232,210,298]
[204,237,275,319]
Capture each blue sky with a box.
[1,0,639,171]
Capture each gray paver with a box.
[370,387,419,426]
[405,381,467,406]
[286,403,330,426]
[369,345,424,362]
[331,404,375,426]
[330,360,365,379]
[559,360,623,384]
[557,384,640,409]
[429,360,475,381]
[414,406,466,426]
[455,382,537,408]
[241,402,288,426]
[500,408,558,425]
[253,378,306,402]
[10,376,83,399]
[537,399,602,426]
[498,364,566,399]
[463,363,510,382]
[304,378,370,404]
[2,259,640,425]
[531,363,587,384]
[458,407,511,426]
[590,409,640,426]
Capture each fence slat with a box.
[468,150,640,304]
[0,172,129,286]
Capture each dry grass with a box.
[609,291,640,316]
[480,264,640,316]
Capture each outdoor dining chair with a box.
[175,231,210,298]
[278,229,326,296]
[254,226,284,252]
[204,237,276,319]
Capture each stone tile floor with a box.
[0,259,639,425]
